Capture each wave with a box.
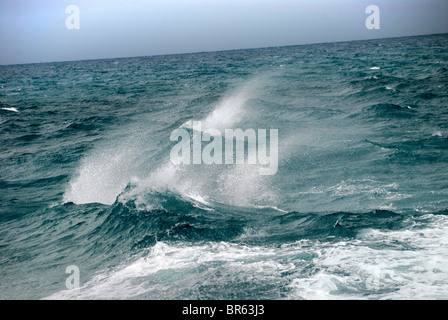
[1,107,19,113]
[43,207,448,300]
[62,144,140,205]
[63,78,277,208]
[347,103,416,121]
[61,184,448,252]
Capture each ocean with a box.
[1,33,447,300]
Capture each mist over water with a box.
[1,34,448,299]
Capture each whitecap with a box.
[1,107,19,113]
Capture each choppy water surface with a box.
[1,34,448,299]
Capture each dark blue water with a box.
[1,34,448,299]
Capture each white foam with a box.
[1,107,18,113]
[63,146,138,205]
[63,77,275,208]
[185,193,212,209]
[288,215,448,300]
[116,161,182,209]
[44,215,448,300]
[252,204,288,213]
[44,241,291,300]
[181,84,253,132]
[119,78,277,209]
[312,179,410,203]
[217,163,277,207]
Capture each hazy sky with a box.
[1,0,447,65]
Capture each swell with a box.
[23,188,448,257]
[2,183,447,299]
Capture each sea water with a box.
[1,34,448,299]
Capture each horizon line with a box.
[1,32,447,67]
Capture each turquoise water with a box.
[1,34,448,299]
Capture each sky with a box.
[0,0,447,65]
